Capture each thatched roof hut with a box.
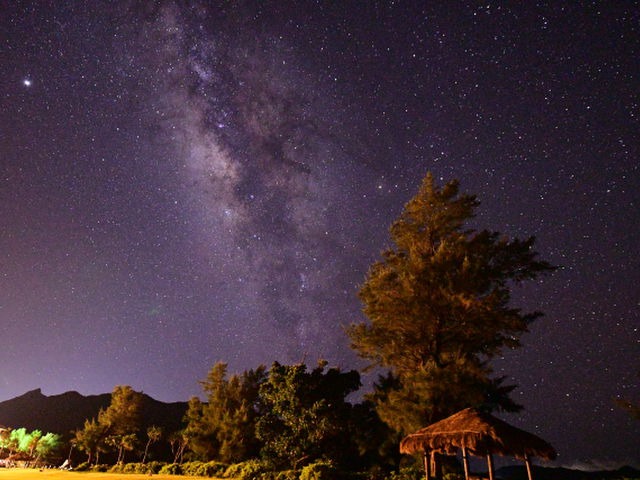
[400,408,556,480]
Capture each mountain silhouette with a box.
[0,388,188,437]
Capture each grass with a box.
[0,469,225,480]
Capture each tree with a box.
[8,428,27,456]
[106,433,137,464]
[73,385,144,465]
[99,385,143,438]
[0,428,11,456]
[23,429,42,458]
[141,425,162,464]
[184,362,266,463]
[256,361,361,470]
[347,174,554,435]
[73,417,107,465]
[168,430,189,464]
[34,432,62,464]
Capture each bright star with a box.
[23,79,32,87]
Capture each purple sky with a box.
[1,1,638,468]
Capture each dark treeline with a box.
[71,362,397,477]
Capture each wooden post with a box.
[524,454,534,480]
[486,453,495,480]
[461,446,470,480]
[423,451,431,480]
[433,452,443,480]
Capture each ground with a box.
[0,469,224,480]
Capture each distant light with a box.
[23,79,32,87]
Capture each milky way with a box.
[1,1,638,467]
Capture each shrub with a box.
[384,465,424,480]
[180,460,228,476]
[108,464,124,473]
[121,462,156,474]
[443,474,463,480]
[74,462,90,471]
[299,460,338,480]
[159,462,183,475]
[258,470,298,480]
[146,461,166,474]
[275,470,299,480]
[224,459,270,480]
[182,461,205,476]
[204,461,229,476]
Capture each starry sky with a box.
[1,0,638,469]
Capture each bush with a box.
[299,460,338,480]
[384,465,424,480]
[258,470,298,480]
[275,470,299,480]
[182,461,205,476]
[159,463,184,475]
[146,461,166,474]
[108,464,124,473]
[224,459,270,480]
[443,474,463,480]
[180,460,228,477]
[74,462,90,471]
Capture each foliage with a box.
[178,460,228,476]
[443,474,464,480]
[299,459,339,480]
[256,361,361,470]
[168,429,190,464]
[74,461,90,471]
[106,432,138,464]
[146,460,166,473]
[383,464,424,480]
[73,385,144,465]
[34,431,62,462]
[8,428,27,455]
[0,427,61,463]
[73,417,107,465]
[159,462,183,475]
[185,362,267,463]
[347,173,554,434]
[142,425,162,464]
[107,461,165,474]
[223,459,270,480]
[268,470,299,480]
[100,385,144,437]
[347,400,401,471]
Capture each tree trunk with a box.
[142,439,151,464]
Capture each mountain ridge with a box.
[0,388,188,437]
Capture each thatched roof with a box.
[400,408,557,461]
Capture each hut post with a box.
[422,451,431,479]
[524,454,533,480]
[461,447,470,480]
[486,453,495,480]
[430,451,443,480]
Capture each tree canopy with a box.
[73,385,144,465]
[256,361,361,470]
[347,173,555,434]
[184,362,266,463]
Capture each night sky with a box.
[2,1,638,469]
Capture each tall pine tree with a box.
[347,174,554,435]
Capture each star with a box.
[22,78,32,87]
